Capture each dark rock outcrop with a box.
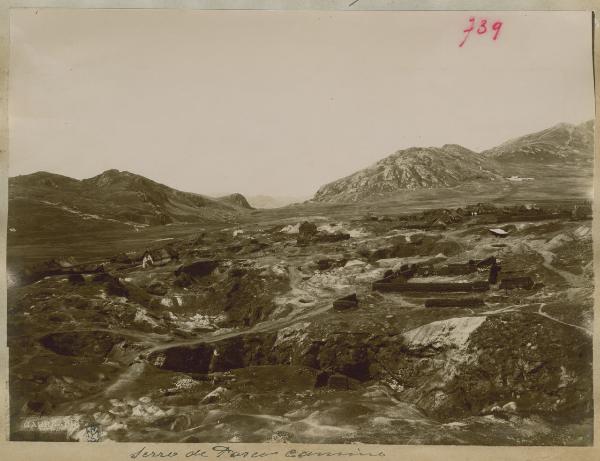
[297,222,318,245]
[299,222,318,236]
[333,293,359,311]
[175,259,219,278]
[316,258,348,271]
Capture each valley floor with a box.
[6,200,594,445]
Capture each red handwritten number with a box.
[492,21,503,40]
[459,17,475,47]
[459,17,503,47]
[477,19,487,34]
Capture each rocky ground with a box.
[7,201,593,445]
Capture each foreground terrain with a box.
[7,199,593,445]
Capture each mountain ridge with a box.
[8,169,252,237]
[312,120,594,203]
[313,144,502,203]
[8,120,595,236]
[482,120,594,162]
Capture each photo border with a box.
[0,1,598,460]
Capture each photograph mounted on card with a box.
[5,8,595,447]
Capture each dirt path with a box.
[481,301,592,336]
[535,303,592,336]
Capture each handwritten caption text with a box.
[128,445,387,460]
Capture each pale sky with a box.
[9,9,595,197]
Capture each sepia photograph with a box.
[4,7,596,448]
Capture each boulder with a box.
[316,258,347,271]
[317,259,335,271]
[297,222,319,245]
[299,221,318,236]
[333,293,358,311]
[201,386,229,404]
[502,401,518,413]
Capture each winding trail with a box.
[536,303,592,336]
[480,302,592,336]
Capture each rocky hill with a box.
[313,144,502,203]
[8,169,250,237]
[482,120,594,163]
[312,121,594,204]
[216,193,253,210]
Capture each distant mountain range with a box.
[247,195,309,209]
[8,120,594,240]
[8,169,252,237]
[312,120,594,203]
